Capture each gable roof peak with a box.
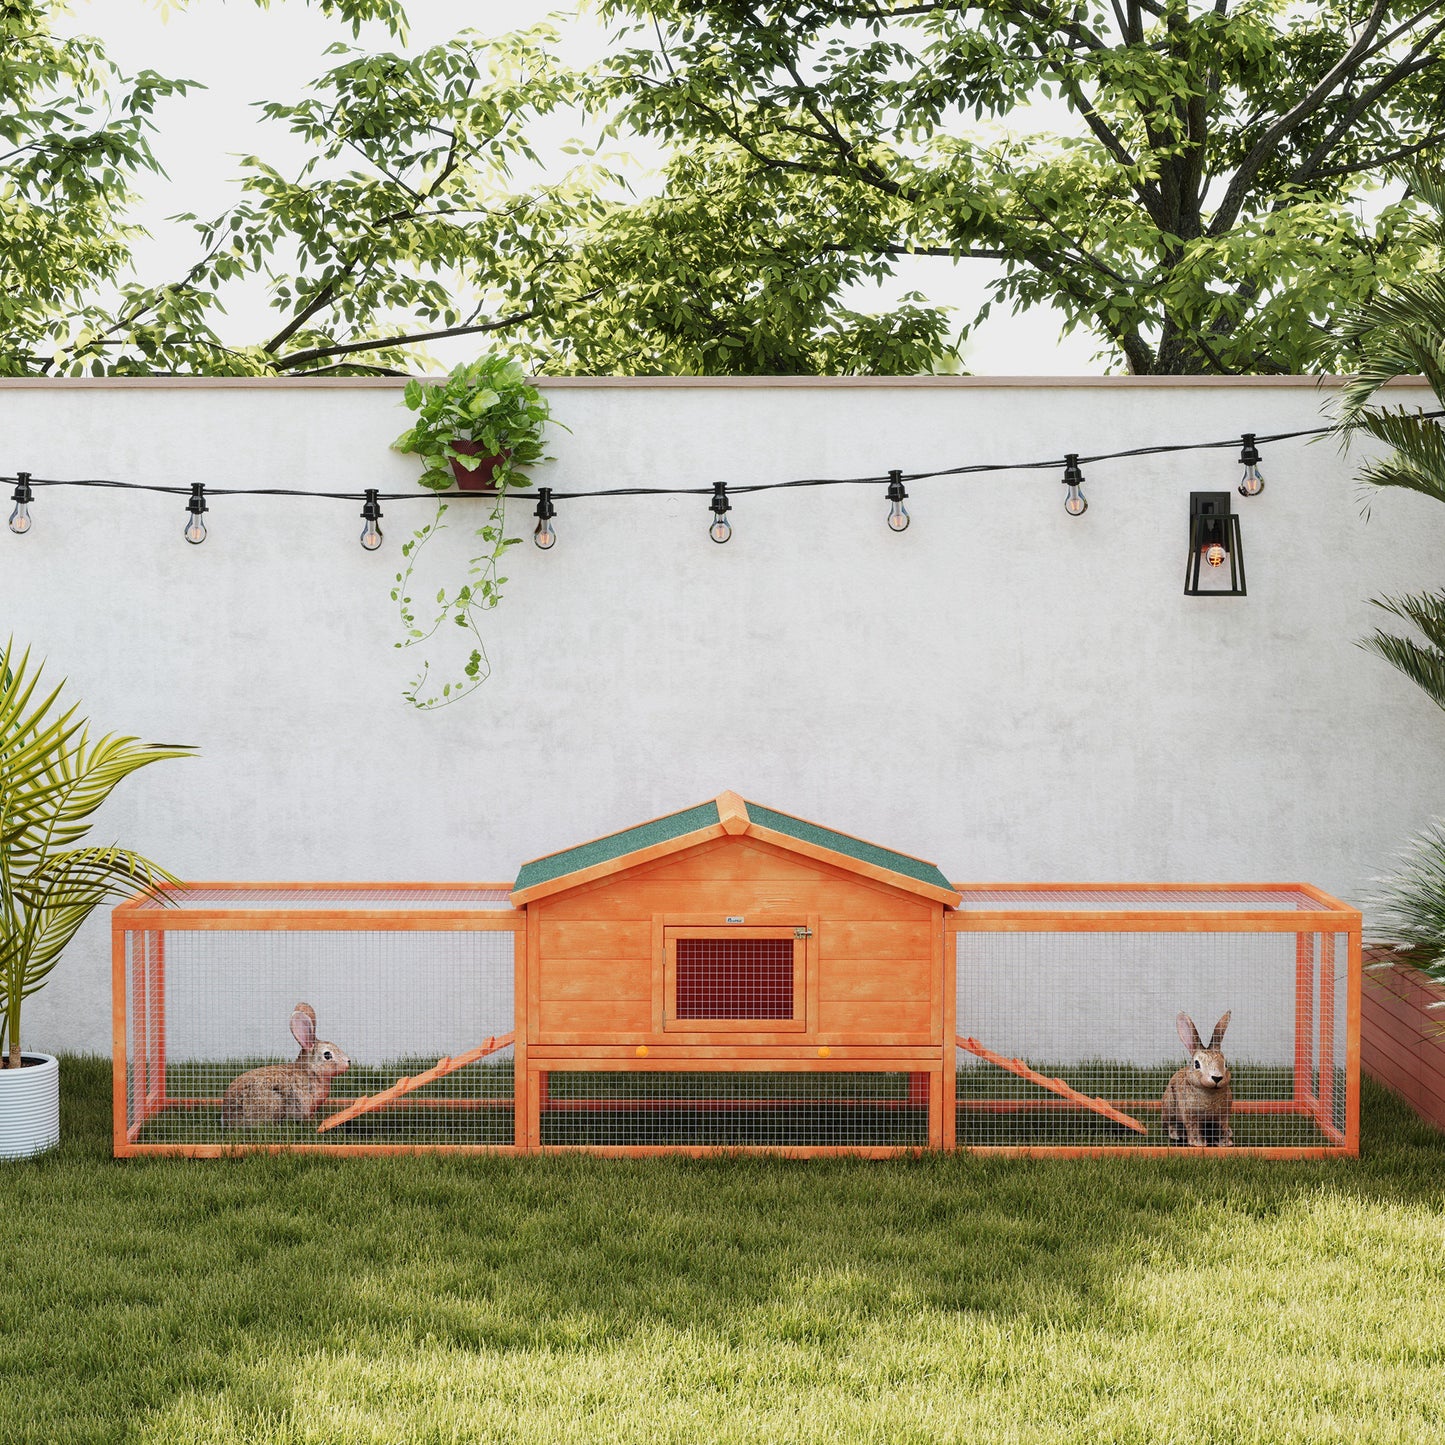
[510,792,960,907]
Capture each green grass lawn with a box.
[4,1058,1445,1444]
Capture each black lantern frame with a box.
[1184,491,1246,597]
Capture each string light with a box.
[8,472,32,534]
[885,469,909,532]
[1062,453,1087,517]
[5,411,1438,542]
[359,489,384,550]
[1238,434,1265,497]
[184,484,208,545]
[532,487,556,550]
[708,482,732,544]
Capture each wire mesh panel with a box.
[539,1070,931,1150]
[954,929,1352,1153]
[120,923,516,1152]
[675,938,795,1019]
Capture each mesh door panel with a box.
[675,937,794,1019]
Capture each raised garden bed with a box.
[1361,946,1445,1132]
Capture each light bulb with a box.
[1061,453,1087,517]
[9,472,33,533]
[1204,542,1227,568]
[708,482,731,543]
[1237,434,1265,497]
[532,487,557,549]
[184,483,208,545]
[885,470,909,531]
[359,489,384,550]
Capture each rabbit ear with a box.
[291,1003,317,1051]
[1209,1010,1232,1050]
[1177,1012,1202,1054]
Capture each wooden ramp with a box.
[956,1036,1147,1135]
[317,1032,515,1134]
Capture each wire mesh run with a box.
[539,1071,931,1149]
[955,931,1350,1151]
[675,937,795,1020]
[122,927,516,1150]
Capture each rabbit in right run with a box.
[1161,1010,1233,1147]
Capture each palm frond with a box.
[1360,630,1445,712]
[1367,819,1445,977]
[1371,590,1445,649]
[1,642,195,1062]
[1347,412,1445,507]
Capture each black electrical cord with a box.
[4,411,1441,504]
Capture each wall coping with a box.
[0,374,1430,391]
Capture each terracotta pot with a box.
[449,440,508,493]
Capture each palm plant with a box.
[1333,166,1445,710]
[1368,822,1445,975]
[1332,167,1445,976]
[0,641,193,1069]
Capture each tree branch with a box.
[1209,0,1391,236]
[271,292,601,370]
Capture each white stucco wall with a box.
[2,376,1443,1056]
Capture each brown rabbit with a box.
[1161,1010,1233,1147]
[220,1003,350,1129]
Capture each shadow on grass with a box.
[7,1058,1445,1443]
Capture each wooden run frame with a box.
[946,882,1361,1159]
[111,878,1361,1160]
[111,882,524,1159]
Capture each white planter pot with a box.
[0,1053,60,1159]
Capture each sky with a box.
[61,0,1103,373]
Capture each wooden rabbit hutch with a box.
[112,792,1362,1158]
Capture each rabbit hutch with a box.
[112,792,1361,1158]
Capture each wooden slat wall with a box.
[1361,960,1445,1131]
[531,835,939,1049]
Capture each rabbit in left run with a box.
[221,1002,350,1128]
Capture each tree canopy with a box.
[595,0,1445,374]
[3,0,1444,375]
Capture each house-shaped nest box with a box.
[511,791,959,1050]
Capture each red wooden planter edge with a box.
[1361,950,1445,1131]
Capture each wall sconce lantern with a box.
[1185,491,1246,596]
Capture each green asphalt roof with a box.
[744,802,953,892]
[513,800,721,894]
[513,795,953,898]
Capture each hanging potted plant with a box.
[0,641,193,1158]
[389,355,564,708]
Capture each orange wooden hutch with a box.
[112,792,1361,1158]
[512,789,960,1154]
